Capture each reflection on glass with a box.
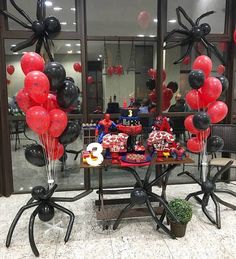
[7,0,76,31]
[87,41,156,114]
[167,0,226,34]
[87,0,157,36]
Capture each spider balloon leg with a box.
[44,37,54,61]
[211,193,221,228]
[195,11,215,25]
[35,38,43,54]
[6,201,41,247]
[11,34,38,52]
[10,0,33,24]
[215,189,236,197]
[36,0,44,21]
[174,42,194,64]
[164,38,190,50]
[176,6,194,30]
[48,202,75,243]
[164,29,189,42]
[185,190,204,201]
[214,194,236,210]
[178,171,202,185]
[113,202,135,230]
[0,10,31,29]
[201,194,216,224]
[29,207,40,257]
[200,37,212,57]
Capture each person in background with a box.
[139,98,150,114]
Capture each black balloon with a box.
[25,144,46,167]
[59,121,80,145]
[44,62,66,91]
[146,79,156,90]
[65,76,75,83]
[216,75,229,94]
[193,112,210,131]
[31,186,46,200]
[167,81,178,93]
[57,80,79,109]
[188,70,205,89]
[131,188,147,204]
[59,149,68,162]
[38,204,54,222]
[207,136,224,153]
[44,16,61,37]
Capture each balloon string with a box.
[40,134,49,178]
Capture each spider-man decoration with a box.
[0,0,61,61]
[95,114,117,143]
[152,116,172,133]
[164,6,225,65]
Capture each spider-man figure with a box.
[152,116,172,133]
[96,114,116,143]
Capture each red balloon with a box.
[192,55,212,78]
[148,68,156,79]
[48,143,64,160]
[207,101,228,123]
[182,56,191,65]
[42,94,58,111]
[187,137,204,153]
[7,65,15,75]
[107,66,114,76]
[162,100,170,111]
[48,109,68,138]
[73,62,82,73]
[185,89,204,110]
[137,11,151,29]
[20,52,44,75]
[234,29,236,44]
[87,76,94,84]
[24,71,50,104]
[217,65,225,75]
[116,65,123,76]
[26,106,50,134]
[197,127,211,140]
[40,133,58,150]
[200,77,222,105]
[184,115,199,134]
[149,90,157,103]
[16,89,37,113]
[163,87,173,101]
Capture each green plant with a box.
[167,198,193,224]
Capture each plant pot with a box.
[170,221,187,237]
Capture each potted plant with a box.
[167,198,193,237]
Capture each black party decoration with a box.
[65,76,75,83]
[216,75,229,94]
[193,112,210,130]
[188,70,205,89]
[146,79,156,90]
[167,81,178,93]
[207,136,224,153]
[0,0,61,61]
[38,203,55,222]
[25,144,46,167]
[59,121,80,145]
[44,62,66,91]
[57,80,79,109]
[164,6,225,65]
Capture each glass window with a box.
[167,0,226,34]
[87,0,157,37]
[6,0,76,32]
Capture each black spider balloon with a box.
[6,184,77,257]
[0,0,61,61]
[164,6,225,65]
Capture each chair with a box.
[9,120,26,151]
[178,124,236,229]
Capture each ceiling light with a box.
[19,187,24,191]
[76,43,80,46]
[149,35,155,38]
[137,34,145,37]
[53,7,62,11]
[97,58,101,61]
[60,22,67,25]
[13,52,19,55]
[73,22,76,25]
[99,54,102,58]
[77,50,81,54]
[153,18,158,23]
[70,8,76,11]
[65,43,71,47]
[67,50,73,54]
[45,1,52,7]
[168,19,177,23]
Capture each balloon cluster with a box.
[16,52,80,167]
[107,65,124,76]
[185,55,228,153]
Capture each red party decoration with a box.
[116,65,123,76]
[162,100,171,111]
[16,89,36,113]
[234,29,236,44]
[7,65,15,75]
[217,65,225,75]
[137,11,151,29]
[184,115,199,134]
[163,87,173,101]
[26,106,50,135]
[87,76,94,84]
[192,55,212,78]
[73,62,82,73]
[207,101,228,123]
[148,68,156,79]
[42,94,59,111]
[185,89,204,110]
[20,52,44,75]
[48,109,68,138]
[182,56,191,65]
[200,77,222,105]
[24,71,50,104]
[107,66,114,76]
[48,143,64,160]
[187,137,204,153]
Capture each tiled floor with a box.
[0,183,236,259]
